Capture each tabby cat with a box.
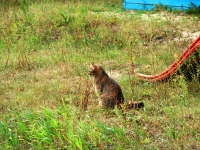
[88,63,144,109]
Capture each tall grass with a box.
[0,0,200,149]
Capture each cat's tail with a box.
[126,100,144,109]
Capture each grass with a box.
[0,0,200,149]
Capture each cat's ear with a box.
[91,62,97,68]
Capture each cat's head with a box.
[88,63,103,77]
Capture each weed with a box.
[81,79,92,111]
[186,2,200,15]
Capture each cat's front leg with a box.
[100,94,115,108]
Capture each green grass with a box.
[0,0,200,149]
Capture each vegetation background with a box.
[0,0,200,149]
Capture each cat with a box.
[88,63,144,109]
[88,63,124,108]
